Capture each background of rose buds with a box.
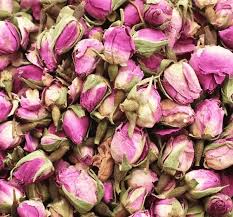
[0,0,233,216]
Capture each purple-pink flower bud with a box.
[219,26,233,50]
[103,180,114,204]
[0,91,12,122]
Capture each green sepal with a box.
[134,39,168,57]
[112,0,128,10]
[222,78,233,105]
[83,15,106,26]
[68,104,86,118]
[119,155,132,172]
[186,204,205,217]
[83,74,109,92]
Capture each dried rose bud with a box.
[114,59,144,92]
[73,39,104,78]
[85,0,112,20]
[0,21,20,55]
[0,91,12,122]
[0,180,24,214]
[55,160,104,214]
[150,198,185,217]
[204,193,233,217]
[165,8,182,48]
[121,187,147,214]
[11,150,54,185]
[209,196,231,217]
[144,0,172,27]
[186,204,205,217]
[220,170,233,197]
[76,145,94,166]
[158,135,194,178]
[110,122,146,165]
[63,105,90,145]
[133,28,168,57]
[0,0,14,14]
[80,75,110,112]
[48,197,74,217]
[14,13,38,49]
[129,210,151,217]
[17,200,47,217]
[13,65,43,93]
[127,169,158,193]
[190,99,224,139]
[162,61,202,105]
[0,55,11,71]
[124,0,144,27]
[219,26,233,50]
[194,0,217,9]
[0,121,21,151]
[20,89,42,111]
[204,138,233,170]
[120,77,161,131]
[103,26,135,65]
[138,53,164,75]
[20,0,41,20]
[185,169,223,199]
[160,99,195,128]
[68,77,83,103]
[103,180,114,204]
[190,46,233,92]
[24,132,39,152]
[222,78,233,106]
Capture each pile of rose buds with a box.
[1,0,233,216]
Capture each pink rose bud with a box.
[80,74,110,112]
[219,26,233,50]
[103,180,114,204]
[17,200,47,217]
[151,198,185,217]
[13,65,43,93]
[162,61,202,105]
[124,0,144,27]
[121,187,147,214]
[158,135,194,177]
[11,150,54,185]
[186,204,205,217]
[85,0,112,20]
[73,39,104,78]
[114,59,144,92]
[24,132,39,152]
[0,91,12,122]
[68,77,83,103]
[144,0,172,27]
[37,30,58,72]
[191,99,224,139]
[0,121,22,151]
[181,18,200,39]
[127,169,158,193]
[213,0,233,28]
[55,160,104,214]
[204,138,233,170]
[0,180,24,214]
[14,13,38,49]
[190,46,233,92]
[76,145,94,166]
[41,125,67,153]
[120,77,161,130]
[63,105,90,145]
[138,53,164,75]
[129,210,151,217]
[110,122,146,164]
[133,28,168,57]
[20,89,42,111]
[88,27,103,41]
[43,81,68,108]
[220,170,233,197]
[173,38,196,56]
[205,193,233,217]
[0,21,20,55]
[20,0,42,20]
[185,169,223,199]
[160,99,195,128]
[103,26,135,65]
[93,89,125,123]
[165,8,182,48]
